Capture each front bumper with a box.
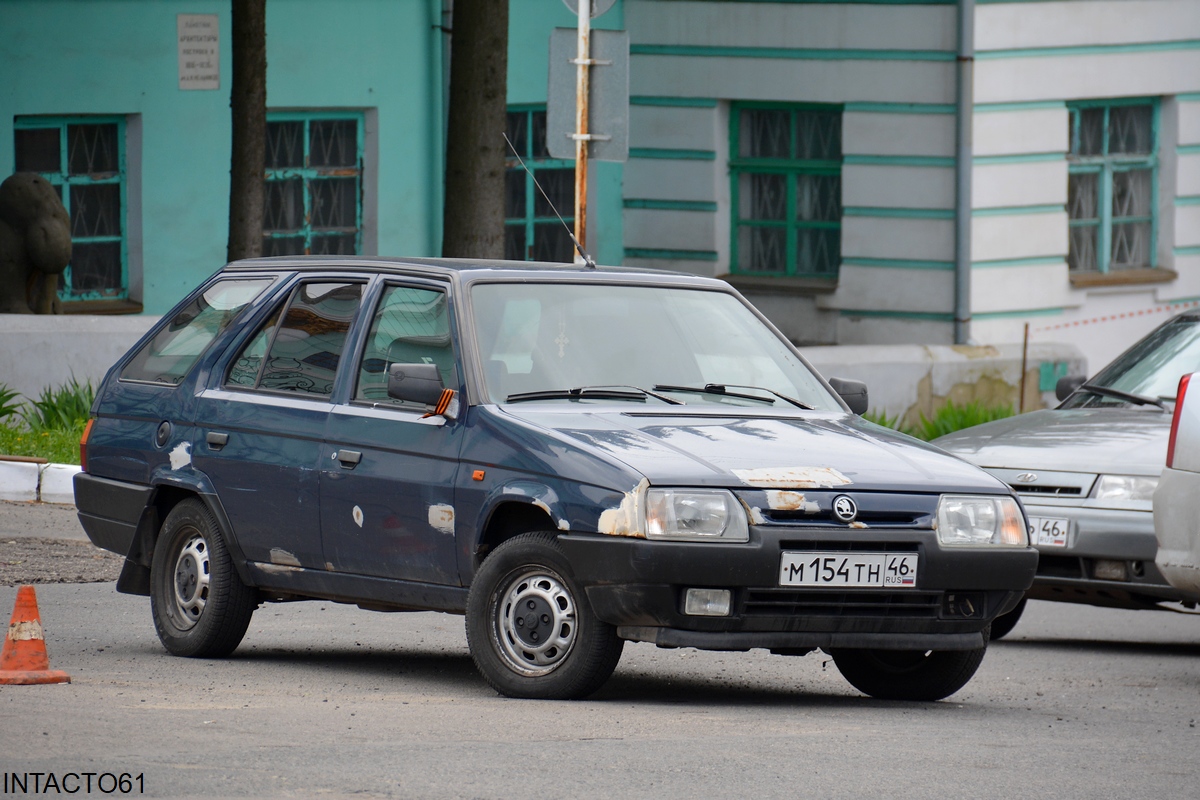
[1022,502,1200,608]
[557,528,1036,653]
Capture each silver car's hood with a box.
[933,407,1170,476]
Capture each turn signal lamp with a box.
[79,418,95,473]
[1167,373,1191,469]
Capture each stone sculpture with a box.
[0,172,71,314]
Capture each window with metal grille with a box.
[1067,100,1158,274]
[730,104,842,277]
[505,107,575,262]
[13,117,126,301]
[263,113,363,256]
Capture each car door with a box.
[319,279,464,585]
[192,277,367,570]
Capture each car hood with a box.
[933,407,1170,476]
[499,406,1006,494]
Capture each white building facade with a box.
[619,0,1200,370]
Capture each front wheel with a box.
[830,646,987,701]
[150,499,256,658]
[466,532,624,699]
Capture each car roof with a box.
[223,255,728,289]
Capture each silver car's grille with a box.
[1010,485,1083,496]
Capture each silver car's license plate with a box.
[779,552,918,588]
[1028,516,1069,547]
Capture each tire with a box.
[466,532,624,699]
[150,498,257,658]
[830,646,987,701]
[988,596,1027,641]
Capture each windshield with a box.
[1063,314,1200,407]
[469,282,841,410]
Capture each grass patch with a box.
[0,423,84,465]
[865,400,1015,441]
[0,379,93,464]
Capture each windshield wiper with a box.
[1077,383,1166,410]
[506,385,684,405]
[653,383,814,410]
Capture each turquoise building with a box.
[4,0,1200,373]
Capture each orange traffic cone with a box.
[0,585,70,685]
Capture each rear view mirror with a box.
[1056,375,1086,401]
[829,377,869,415]
[388,362,445,406]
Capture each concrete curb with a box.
[0,461,80,505]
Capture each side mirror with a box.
[829,377,869,415]
[388,362,446,406]
[1056,375,1086,401]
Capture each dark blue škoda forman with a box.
[74,257,1037,701]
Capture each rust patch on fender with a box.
[733,467,851,489]
[597,478,649,538]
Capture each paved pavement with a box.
[3,584,1200,797]
[0,499,86,540]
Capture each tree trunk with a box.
[227,0,267,262]
[442,0,508,259]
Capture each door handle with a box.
[206,431,229,450]
[335,449,362,468]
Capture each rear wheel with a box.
[466,532,624,699]
[830,646,987,701]
[988,596,1027,641]
[150,499,256,658]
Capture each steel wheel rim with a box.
[171,532,211,630]
[493,568,577,677]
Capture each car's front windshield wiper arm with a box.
[506,385,684,405]
[653,383,815,410]
[1078,382,1166,410]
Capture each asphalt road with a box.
[1,502,1199,798]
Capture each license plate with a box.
[1028,516,1069,547]
[779,552,919,588]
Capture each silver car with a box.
[1154,371,1200,596]
[935,310,1200,637]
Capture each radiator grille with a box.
[743,590,941,618]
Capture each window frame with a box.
[729,101,843,279]
[504,105,576,262]
[263,111,365,256]
[1066,98,1160,276]
[13,115,128,302]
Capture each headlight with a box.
[1093,474,1157,506]
[645,488,749,542]
[936,495,1027,547]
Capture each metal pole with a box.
[1019,322,1030,413]
[573,0,591,258]
[954,0,975,344]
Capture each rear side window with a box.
[225,281,364,397]
[121,279,273,385]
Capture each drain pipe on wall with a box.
[954,0,975,344]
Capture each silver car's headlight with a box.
[936,495,1028,547]
[645,488,749,542]
[1093,474,1157,506]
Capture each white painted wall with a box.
[843,113,955,158]
[627,0,956,51]
[973,161,1068,209]
[974,108,1069,156]
[975,0,1200,50]
[971,212,1069,262]
[0,315,158,399]
[843,165,955,210]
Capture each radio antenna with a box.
[503,131,596,269]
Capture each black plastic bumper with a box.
[73,472,153,557]
[557,529,1037,652]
